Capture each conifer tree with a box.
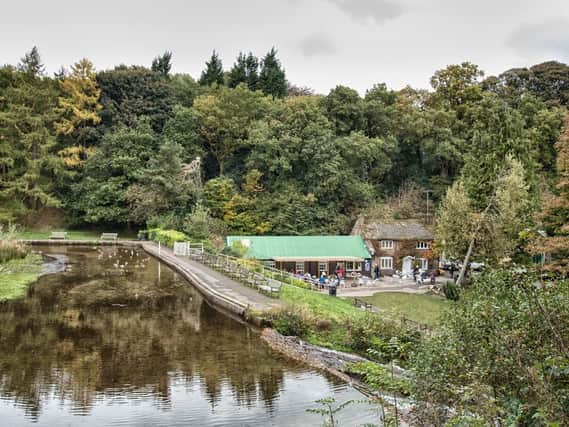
[245,52,259,90]
[228,52,247,88]
[55,59,102,167]
[198,50,224,86]
[17,46,45,77]
[151,51,173,76]
[259,47,287,98]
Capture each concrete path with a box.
[142,243,281,313]
[332,276,434,298]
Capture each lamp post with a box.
[424,190,433,224]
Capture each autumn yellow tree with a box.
[55,58,102,166]
[530,113,569,275]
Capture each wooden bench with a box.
[100,232,118,241]
[49,231,67,240]
[258,278,281,295]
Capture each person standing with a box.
[373,264,380,280]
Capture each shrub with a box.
[443,280,460,301]
[270,306,313,338]
[0,225,28,263]
[147,228,188,248]
[344,314,419,362]
[346,361,411,396]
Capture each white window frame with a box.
[345,261,362,272]
[380,240,394,249]
[380,257,393,270]
[416,241,429,250]
[318,261,327,274]
[295,261,304,274]
[421,258,428,270]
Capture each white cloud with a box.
[325,0,403,25]
[299,33,337,57]
[508,19,569,62]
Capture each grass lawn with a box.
[280,284,366,322]
[0,254,43,300]
[16,230,137,240]
[361,292,451,327]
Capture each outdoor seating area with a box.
[100,232,118,240]
[49,231,67,240]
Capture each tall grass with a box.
[0,224,28,263]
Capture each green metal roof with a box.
[226,235,371,261]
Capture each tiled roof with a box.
[352,217,434,240]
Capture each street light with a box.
[424,190,433,224]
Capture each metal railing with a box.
[172,241,316,298]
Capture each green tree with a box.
[0,55,63,220]
[169,73,202,107]
[530,114,569,275]
[97,65,175,132]
[192,85,271,175]
[17,46,45,77]
[258,47,287,98]
[461,93,537,208]
[151,51,173,76]
[74,121,159,225]
[228,52,247,88]
[430,62,484,111]
[198,50,224,87]
[322,85,364,136]
[127,138,194,225]
[245,52,259,90]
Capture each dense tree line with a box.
[0,48,567,244]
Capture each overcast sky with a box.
[1,0,568,94]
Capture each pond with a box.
[0,246,377,426]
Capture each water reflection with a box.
[0,246,374,426]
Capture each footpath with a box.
[141,243,281,315]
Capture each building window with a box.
[380,240,393,249]
[416,241,429,250]
[295,261,304,274]
[345,261,362,272]
[421,258,428,270]
[380,257,393,269]
[318,261,327,274]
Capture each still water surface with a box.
[0,246,376,426]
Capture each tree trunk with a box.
[457,201,493,286]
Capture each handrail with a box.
[173,241,310,298]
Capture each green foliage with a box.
[183,202,225,240]
[147,228,188,247]
[442,280,460,301]
[322,85,364,136]
[0,53,64,215]
[0,225,29,263]
[411,270,569,426]
[306,397,355,427]
[258,47,287,98]
[151,51,172,76]
[198,50,224,87]
[346,362,410,396]
[343,314,419,362]
[270,307,312,337]
[97,65,175,132]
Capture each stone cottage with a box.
[352,217,435,276]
